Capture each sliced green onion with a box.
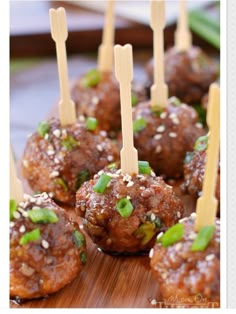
[107,162,117,169]
[194,104,206,126]
[134,222,156,245]
[138,160,151,175]
[194,135,208,152]
[73,230,86,248]
[131,93,138,107]
[19,228,41,245]
[93,174,111,194]
[54,177,68,192]
[170,97,181,107]
[158,223,184,247]
[191,225,215,251]
[75,169,90,190]
[28,208,58,224]
[61,136,79,151]
[82,69,101,87]
[86,117,98,131]
[116,198,134,218]
[151,104,164,116]
[10,199,17,221]
[80,251,87,264]
[133,117,146,133]
[184,152,195,164]
[37,121,50,138]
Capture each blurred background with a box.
[10,0,220,159]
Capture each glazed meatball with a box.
[10,193,86,300]
[76,163,184,254]
[22,118,118,205]
[150,214,220,308]
[146,46,219,105]
[132,98,205,179]
[71,70,147,137]
[182,146,220,210]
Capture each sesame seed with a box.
[48,192,54,198]
[23,194,31,201]
[169,132,177,138]
[85,193,90,199]
[13,211,21,219]
[154,134,162,141]
[169,113,177,119]
[150,213,156,221]
[49,170,59,178]
[161,272,168,280]
[30,197,36,203]
[44,134,49,140]
[98,170,104,176]
[62,129,67,137]
[156,125,165,133]
[47,150,55,156]
[139,186,145,190]
[18,202,25,208]
[92,96,99,105]
[42,240,50,249]
[160,112,167,119]
[190,212,197,218]
[126,195,131,200]
[19,225,26,233]
[150,299,158,306]
[10,222,15,228]
[127,181,134,187]
[123,174,131,182]
[53,129,61,138]
[177,211,181,218]
[22,211,29,218]
[151,171,156,177]
[107,155,114,162]
[188,231,197,240]
[157,232,163,239]
[23,159,29,168]
[195,122,203,129]
[205,254,215,262]
[42,192,49,199]
[54,157,60,164]
[179,217,188,223]
[100,130,107,137]
[96,144,103,152]
[32,206,41,210]
[149,248,154,258]
[172,118,180,125]
[155,145,162,153]
[116,169,122,175]
[175,243,183,251]
[78,115,85,122]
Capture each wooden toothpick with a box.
[50,7,76,126]
[10,146,23,203]
[175,0,192,51]
[98,0,115,72]
[195,83,220,231]
[114,44,138,175]
[150,0,168,109]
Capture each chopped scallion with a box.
[61,136,79,151]
[75,169,90,190]
[19,228,41,245]
[170,97,181,107]
[93,174,111,194]
[82,69,101,87]
[158,223,184,247]
[37,121,50,138]
[194,135,208,152]
[10,199,17,221]
[80,251,87,264]
[73,230,86,248]
[28,208,58,224]
[133,117,146,133]
[116,198,134,218]
[86,117,98,131]
[151,104,164,116]
[134,222,156,245]
[191,225,215,251]
[138,160,151,175]
[54,177,68,192]
[131,93,138,107]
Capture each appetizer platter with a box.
[10,0,220,308]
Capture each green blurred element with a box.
[10,58,41,73]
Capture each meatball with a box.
[71,70,147,137]
[150,214,220,308]
[76,163,184,254]
[10,193,86,300]
[146,46,219,105]
[22,118,119,205]
[132,98,205,179]
[182,148,220,212]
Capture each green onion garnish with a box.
[134,222,156,245]
[131,93,138,107]
[61,136,79,151]
[19,228,41,245]
[194,104,206,126]
[86,117,98,131]
[75,169,90,190]
[37,121,50,138]
[170,97,181,107]
[191,225,215,251]
[10,199,17,221]
[158,223,184,247]
[93,174,111,194]
[138,160,151,175]
[184,152,195,164]
[133,117,146,133]
[54,177,68,192]
[80,251,87,264]
[151,104,164,116]
[73,230,86,248]
[107,162,117,169]
[194,135,208,152]
[82,69,101,87]
[28,208,58,224]
[116,198,134,218]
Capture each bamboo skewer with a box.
[175,0,192,51]
[98,0,115,72]
[150,0,168,109]
[50,7,76,126]
[114,44,138,175]
[10,146,23,203]
[195,83,220,231]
